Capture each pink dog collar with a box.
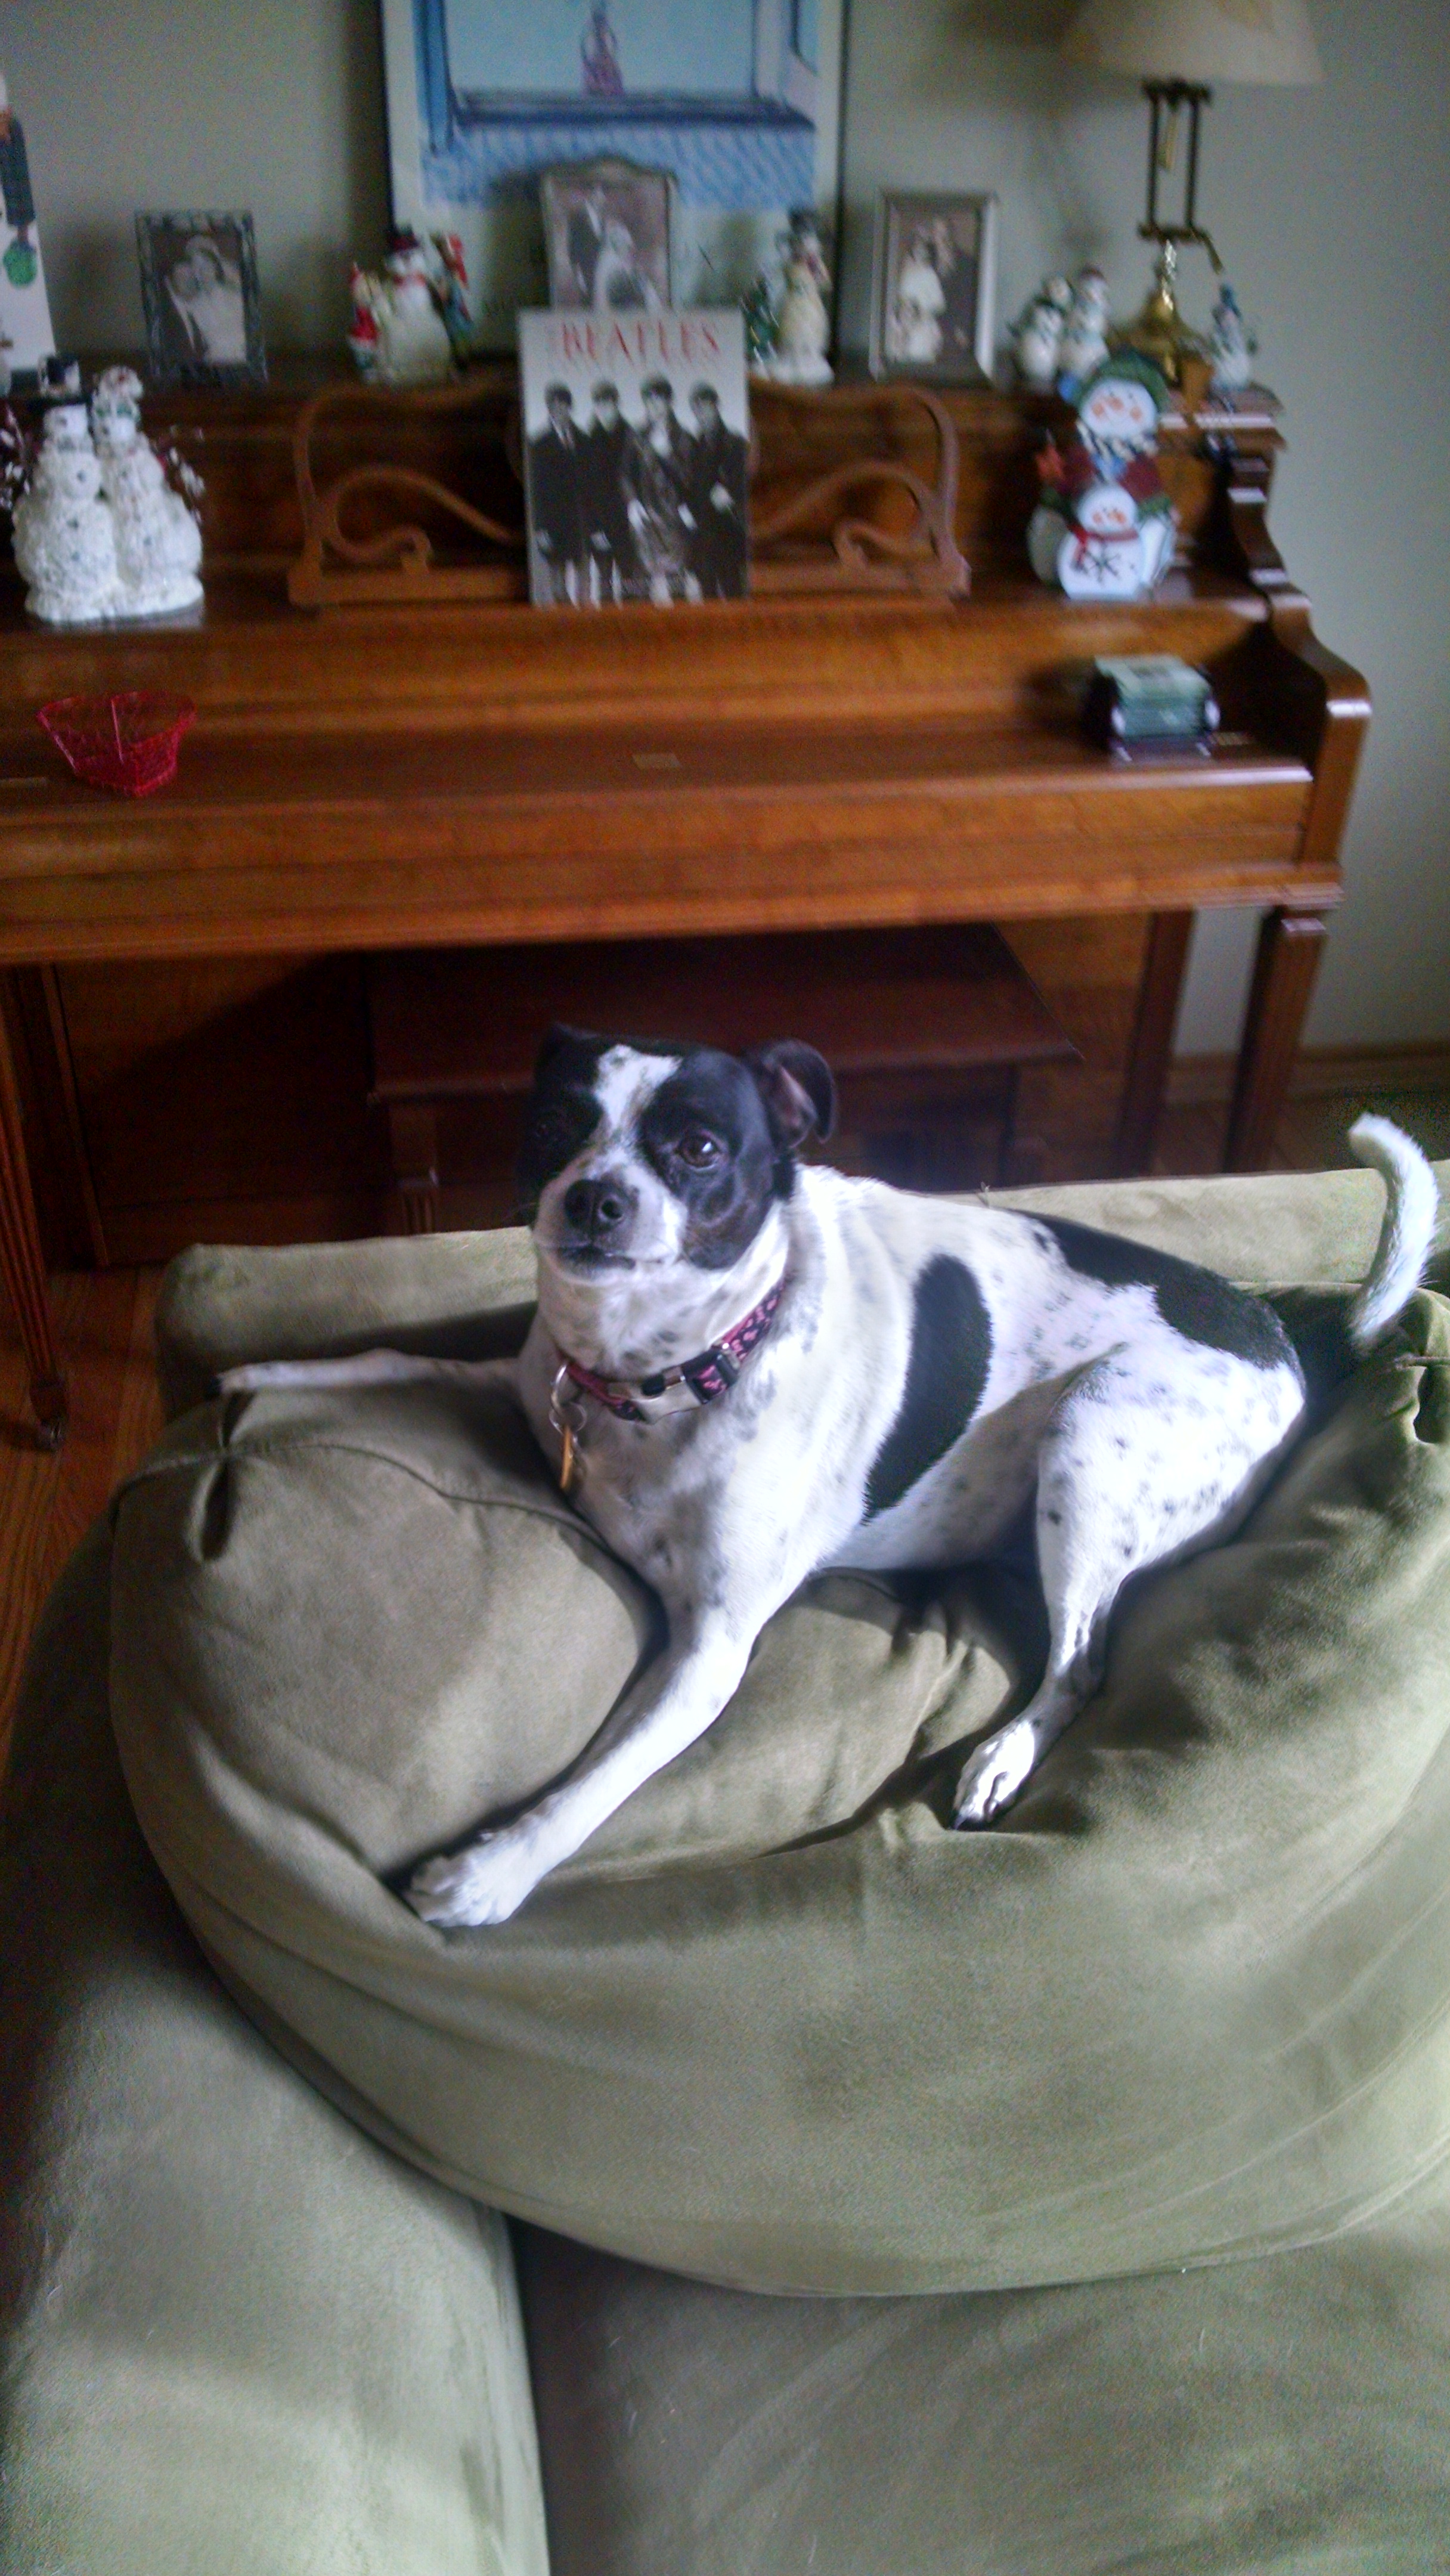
[562,1274,786,1424]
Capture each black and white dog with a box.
[225,1032,1437,1928]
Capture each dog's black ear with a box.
[534,1022,597,1080]
[743,1041,836,1147]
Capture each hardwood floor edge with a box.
[1169,1041,1450,1109]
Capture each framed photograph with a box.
[541,157,671,312]
[519,305,748,607]
[136,211,266,386]
[869,191,998,386]
[380,1,846,349]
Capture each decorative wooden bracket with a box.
[289,370,968,608]
[288,369,525,606]
[746,381,967,597]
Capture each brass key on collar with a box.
[549,1364,588,1494]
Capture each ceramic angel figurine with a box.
[347,233,463,386]
[1014,275,1073,391]
[765,211,833,385]
[1056,266,1110,401]
[1209,283,1256,396]
[1027,352,1176,601]
[91,366,203,617]
[11,402,120,624]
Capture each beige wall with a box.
[8,0,1448,1048]
[839,0,1450,1050]
[4,0,389,357]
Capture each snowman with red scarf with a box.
[1028,351,1175,600]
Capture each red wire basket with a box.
[36,691,196,797]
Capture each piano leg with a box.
[1224,908,1328,1173]
[1112,909,1194,1178]
[386,1100,442,1236]
[0,993,67,1449]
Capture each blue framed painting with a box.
[380,0,844,346]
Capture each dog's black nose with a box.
[563,1174,637,1240]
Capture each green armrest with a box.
[0,1531,548,2576]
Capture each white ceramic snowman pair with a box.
[1014,266,1111,395]
[11,367,202,624]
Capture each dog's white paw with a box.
[219,1363,268,1394]
[406,1831,541,1929]
[219,1360,320,1395]
[953,1718,1037,1829]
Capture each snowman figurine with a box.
[1209,283,1257,397]
[1027,351,1176,600]
[1056,265,1111,401]
[11,402,120,624]
[90,366,203,618]
[1014,275,1073,391]
[355,233,456,386]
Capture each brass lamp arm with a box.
[1139,216,1223,275]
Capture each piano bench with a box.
[366,927,1078,1234]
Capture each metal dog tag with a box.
[549,1364,586,1493]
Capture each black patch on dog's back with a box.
[865,1256,992,1518]
[1033,1216,1299,1372]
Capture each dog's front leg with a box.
[407,1617,754,1930]
[220,1352,515,1398]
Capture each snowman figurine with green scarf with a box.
[1028,351,1176,600]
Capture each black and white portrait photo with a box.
[137,211,267,386]
[540,159,671,315]
[869,191,997,386]
[520,308,748,608]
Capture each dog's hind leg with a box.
[952,1349,1297,1827]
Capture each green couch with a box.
[5,1160,1450,2576]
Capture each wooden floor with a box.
[0,1270,163,1776]
[1157,1083,1450,1187]
[1,1078,1447,1778]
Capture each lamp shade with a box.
[1062,0,1322,83]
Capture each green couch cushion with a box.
[108,1260,1450,2296]
[1,1529,549,2576]
[516,2194,1450,2576]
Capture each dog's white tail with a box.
[1346,1115,1440,1349]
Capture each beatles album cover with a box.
[519,306,748,607]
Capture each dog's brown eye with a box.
[676,1129,722,1169]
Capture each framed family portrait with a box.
[869,191,998,386]
[519,306,749,608]
[136,210,266,386]
[541,157,672,312]
[380,0,846,347]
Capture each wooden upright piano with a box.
[0,369,1368,1444]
